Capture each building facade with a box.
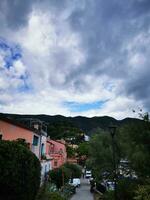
[0,116,52,183]
[46,139,67,169]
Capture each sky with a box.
[0,0,150,119]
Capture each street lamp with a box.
[109,125,117,200]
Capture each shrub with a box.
[36,183,65,200]
[49,167,71,189]
[0,140,41,200]
[48,192,65,200]
[117,178,138,200]
[61,184,76,199]
[64,163,82,178]
[134,184,150,200]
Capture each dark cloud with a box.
[0,0,35,29]
[1,0,150,114]
[0,0,68,29]
[64,0,150,110]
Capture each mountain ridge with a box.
[0,113,140,135]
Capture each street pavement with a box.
[71,178,93,200]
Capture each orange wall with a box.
[0,120,33,144]
[0,120,40,158]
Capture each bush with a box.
[64,163,82,178]
[48,192,65,200]
[117,178,138,200]
[36,183,65,200]
[49,167,71,189]
[61,184,76,199]
[0,140,41,200]
[134,184,150,200]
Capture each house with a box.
[0,116,52,183]
[0,116,41,158]
[46,139,67,169]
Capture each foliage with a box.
[74,133,85,144]
[119,121,150,179]
[77,142,89,157]
[139,112,149,122]
[0,140,41,200]
[63,163,82,178]
[47,192,65,200]
[90,120,150,199]
[2,113,142,136]
[49,166,71,189]
[47,121,81,139]
[61,184,76,199]
[36,182,65,200]
[49,163,82,189]
[15,138,30,148]
[88,130,121,180]
[66,145,76,158]
[103,190,114,200]
[134,183,150,200]
[117,178,138,200]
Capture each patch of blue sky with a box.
[18,83,31,93]
[64,100,108,112]
[0,38,22,69]
[18,72,32,93]
[0,40,9,51]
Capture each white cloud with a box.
[0,1,150,119]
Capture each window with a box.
[54,161,57,167]
[33,135,39,146]
[41,143,45,156]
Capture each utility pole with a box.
[109,125,117,200]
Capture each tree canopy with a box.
[0,140,41,200]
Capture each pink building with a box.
[0,116,41,158]
[46,139,67,169]
[0,116,52,183]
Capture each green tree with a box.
[77,142,90,166]
[0,140,41,200]
[88,130,121,180]
[119,121,150,179]
[77,142,89,157]
[64,163,82,178]
[49,166,71,189]
[134,184,150,200]
[66,145,76,158]
[36,183,65,200]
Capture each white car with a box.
[69,178,81,187]
[85,170,92,179]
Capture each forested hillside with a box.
[0,113,141,139]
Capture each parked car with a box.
[85,170,92,179]
[69,178,81,187]
[106,181,115,191]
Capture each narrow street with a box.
[71,178,93,200]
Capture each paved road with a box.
[71,178,93,200]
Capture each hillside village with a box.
[0,115,89,183]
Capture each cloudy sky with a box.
[0,0,150,119]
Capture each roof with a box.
[0,115,40,135]
[47,139,66,146]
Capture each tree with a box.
[77,142,90,166]
[77,142,89,157]
[49,167,71,189]
[119,121,150,179]
[63,163,82,178]
[88,130,121,180]
[66,145,76,158]
[0,140,41,200]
